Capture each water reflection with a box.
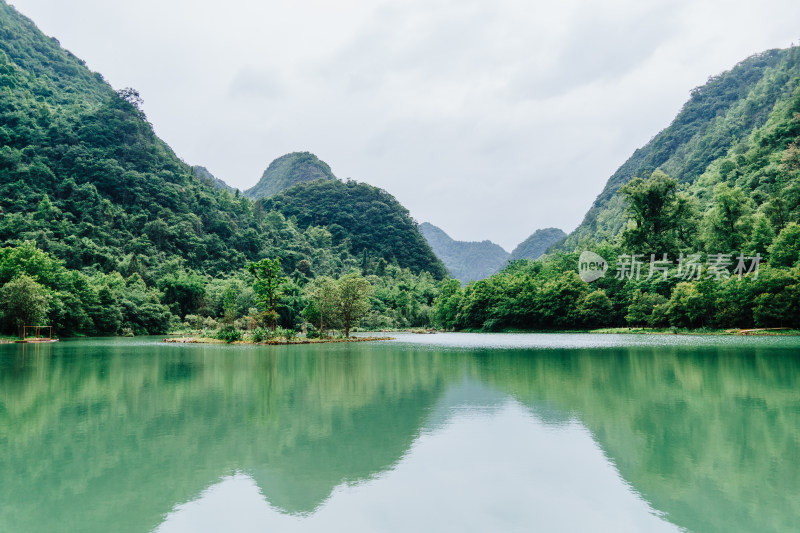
[157,401,679,533]
[0,335,798,533]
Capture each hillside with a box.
[436,46,800,333]
[244,151,336,199]
[0,1,447,337]
[419,222,508,283]
[509,228,566,261]
[262,180,447,279]
[561,47,800,250]
[0,0,280,276]
[192,165,236,193]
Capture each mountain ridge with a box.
[419,222,509,283]
[559,47,800,251]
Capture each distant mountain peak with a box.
[419,223,509,283]
[244,152,336,199]
[509,228,566,261]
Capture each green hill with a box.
[262,179,447,279]
[0,0,274,276]
[419,222,508,283]
[0,1,446,336]
[509,228,566,261]
[433,47,800,332]
[244,151,336,199]
[560,47,800,251]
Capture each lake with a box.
[1,333,798,532]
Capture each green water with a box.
[0,333,798,532]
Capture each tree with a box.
[769,223,800,267]
[747,213,776,258]
[579,289,613,328]
[432,278,463,329]
[302,276,338,335]
[335,273,373,337]
[701,183,753,253]
[0,274,51,337]
[618,171,697,256]
[625,290,668,327]
[159,270,206,318]
[247,258,286,330]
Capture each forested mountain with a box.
[419,222,508,283]
[262,180,447,279]
[0,0,276,276]
[561,47,800,251]
[435,47,800,332]
[244,151,335,199]
[192,165,236,193]
[0,1,446,336]
[509,228,566,261]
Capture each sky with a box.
[9,0,800,250]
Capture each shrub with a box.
[215,325,242,343]
[251,327,268,343]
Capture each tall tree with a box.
[618,171,697,255]
[335,273,373,337]
[247,258,286,330]
[0,274,51,337]
[303,276,339,335]
[701,183,754,253]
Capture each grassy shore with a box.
[163,336,395,345]
[463,327,800,336]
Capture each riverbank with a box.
[477,327,800,336]
[163,336,395,345]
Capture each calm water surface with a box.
[1,333,798,532]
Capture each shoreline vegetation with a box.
[163,335,394,345]
[4,327,798,345]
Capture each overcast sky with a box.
[10,0,800,250]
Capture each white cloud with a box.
[9,0,800,249]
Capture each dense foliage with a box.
[563,47,800,251]
[440,45,800,332]
[1,1,797,336]
[262,179,447,279]
[0,2,448,337]
[419,222,509,283]
[433,168,800,331]
[192,165,236,193]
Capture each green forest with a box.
[436,50,800,331]
[1,0,799,338]
[0,1,445,338]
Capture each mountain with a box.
[262,180,447,278]
[561,47,800,251]
[509,227,566,261]
[419,222,509,283]
[244,151,336,199]
[192,165,236,193]
[0,1,447,337]
[0,0,275,276]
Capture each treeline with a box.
[262,179,447,279]
[433,171,800,331]
[433,257,800,331]
[0,240,443,337]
